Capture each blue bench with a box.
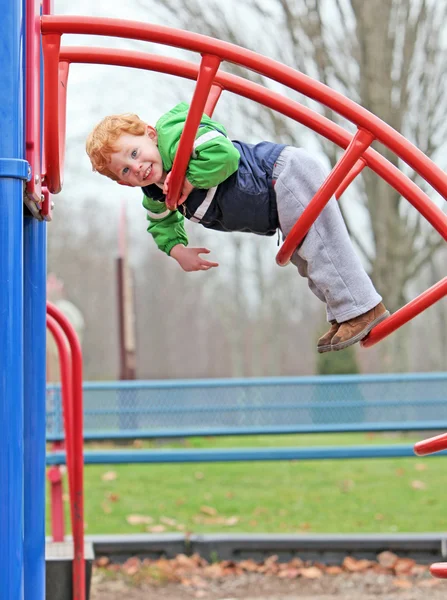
[46,372,447,464]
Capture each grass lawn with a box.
[46,432,447,536]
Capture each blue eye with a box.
[131,149,137,158]
[123,167,129,175]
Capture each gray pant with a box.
[273,147,381,323]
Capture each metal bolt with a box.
[35,174,40,185]
[51,202,55,210]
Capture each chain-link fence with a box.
[45,373,447,440]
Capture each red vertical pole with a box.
[46,303,85,600]
[165,53,222,210]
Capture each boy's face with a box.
[108,126,165,187]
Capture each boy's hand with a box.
[163,172,194,206]
[170,244,218,272]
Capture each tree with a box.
[143,0,447,370]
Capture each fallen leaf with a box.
[394,558,416,575]
[415,463,427,471]
[301,566,323,579]
[343,557,372,572]
[95,556,110,567]
[225,516,239,526]
[126,514,153,525]
[101,471,117,481]
[148,524,166,533]
[200,505,217,516]
[377,551,398,569]
[107,493,120,503]
[411,480,427,490]
[101,502,112,514]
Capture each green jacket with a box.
[142,103,240,255]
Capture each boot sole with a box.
[317,343,333,353]
[331,311,390,351]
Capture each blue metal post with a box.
[24,217,47,600]
[0,0,26,598]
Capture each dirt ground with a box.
[90,570,447,600]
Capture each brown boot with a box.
[331,302,390,351]
[317,320,339,353]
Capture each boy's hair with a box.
[86,113,147,181]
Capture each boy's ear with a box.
[147,125,158,143]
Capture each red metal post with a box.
[204,84,223,117]
[335,158,367,200]
[46,303,85,600]
[165,54,221,210]
[41,33,68,194]
[276,128,375,266]
[47,463,65,542]
[46,315,74,531]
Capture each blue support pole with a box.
[23,217,47,600]
[0,0,26,597]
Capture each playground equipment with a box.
[1,0,446,598]
[414,433,447,580]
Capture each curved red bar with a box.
[414,432,447,456]
[59,47,447,242]
[361,277,447,348]
[46,303,85,600]
[46,315,75,534]
[429,563,447,579]
[41,16,447,203]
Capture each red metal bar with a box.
[276,128,375,266]
[204,84,223,117]
[165,54,221,210]
[414,432,447,456]
[40,186,53,221]
[59,47,447,242]
[25,0,42,203]
[47,464,65,542]
[46,303,85,600]
[41,34,68,194]
[46,315,74,532]
[361,277,447,348]
[335,158,366,200]
[429,563,447,579]
[40,16,447,204]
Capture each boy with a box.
[86,102,389,352]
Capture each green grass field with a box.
[46,433,447,536]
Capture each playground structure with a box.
[0,0,446,598]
